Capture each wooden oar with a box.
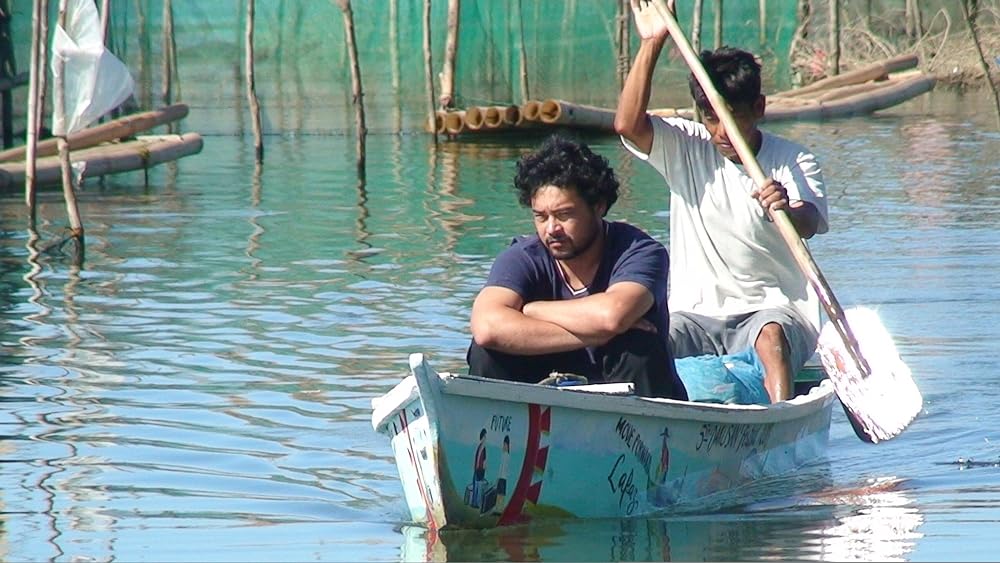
[649,0,922,443]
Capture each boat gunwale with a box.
[372,357,837,433]
[435,372,836,424]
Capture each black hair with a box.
[513,135,619,216]
[688,47,762,113]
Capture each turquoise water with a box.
[1,89,999,561]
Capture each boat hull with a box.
[372,354,835,530]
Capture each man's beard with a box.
[545,223,599,261]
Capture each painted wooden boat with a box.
[372,353,837,530]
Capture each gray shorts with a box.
[669,305,819,375]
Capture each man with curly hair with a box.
[467,135,688,400]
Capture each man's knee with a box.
[467,340,536,383]
[605,328,660,359]
[669,312,719,358]
[467,340,588,384]
[755,322,789,353]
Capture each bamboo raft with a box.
[0,104,203,193]
[435,54,934,137]
[0,133,203,192]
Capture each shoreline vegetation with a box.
[789,2,999,90]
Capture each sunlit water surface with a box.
[1,91,998,561]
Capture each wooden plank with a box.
[774,53,919,98]
[0,132,203,191]
[763,73,935,122]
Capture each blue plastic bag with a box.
[675,348,770,405]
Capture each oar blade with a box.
[816,307,923,443]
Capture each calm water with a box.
[1,90,999,561]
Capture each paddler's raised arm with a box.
[614,0,675,155]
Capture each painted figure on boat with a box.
[493,435,511,515]
[656,426,671,484]
[465,428,496,513]
[614,0,829,403]
[467,134,687,400]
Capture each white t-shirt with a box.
[622,116,828,330]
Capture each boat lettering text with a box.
[695,423,772,453]
[615,416,653,479]
[607,454,639,515]
[490,414,512,433]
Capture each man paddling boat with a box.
[614,0,829,402]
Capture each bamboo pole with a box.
[36,0,48,139]
[692,0,704,52]
[648,106,696,119]
[245,0,263,162]
[464,106,486,130]
[958,0,1000,128]
[558,0,574,82]
[615,0,628,90]
[789,0,810,81]
[439,0,460,109]
[516,0,530,102]
[0,104,190,162]
[828,0,839,76]
[768,69,925,106]
[758,0,766,46]
[713,0,722,50]
[334,0,366,177]
[520,99,542,121]
[0,0,14,149]
[422,0,437,141]
[26,0,49,224]
[692,0,704,121]
[55,0,85,254]
[499,104,521,126]
[538,99,617,131]
[905,0,922,40]
[0,133,204,191]
[389,0,400,133]
[135,0,149,108]
[433,110,446,134]
[475,104,521,130]
[905,0,914,38]
[100,0,110,43]
[762,73,935,122]
[444,110,465,134]
[162,0,176,106]
[773,53,918,98]
[808,70,923,102]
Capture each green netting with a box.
[3,0,836,135]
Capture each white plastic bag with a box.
[51,0,134,135]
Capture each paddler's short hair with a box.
[513,134,619,216]
[689,47,763,113]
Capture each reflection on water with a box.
[807,479,923,562]
[0,92,998,560]
[398,472,925,562]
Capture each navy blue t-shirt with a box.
[484,221,671,355]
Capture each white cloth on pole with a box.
[51,0,135,135]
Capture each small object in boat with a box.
[538,372,589,387]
